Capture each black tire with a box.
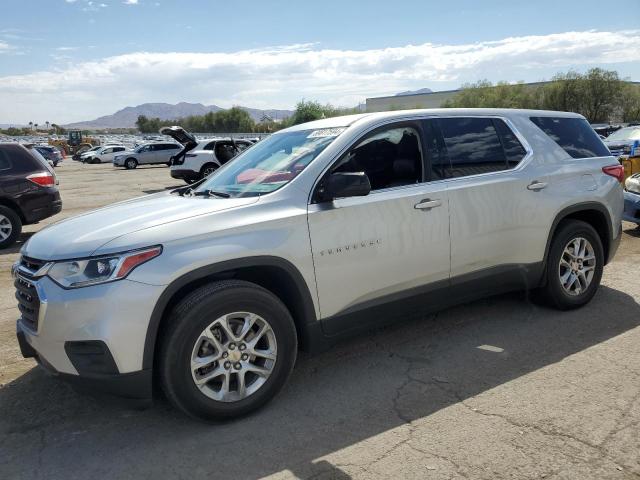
[125,158,138,169]
[159,280,298,421]
[0,206,22,249]
[540,219,604,310]
[200,163,219,180]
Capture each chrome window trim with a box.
[308,114,533,205]
[434,115,534,184]
[308,115,433,204]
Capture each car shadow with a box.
[1,286,639,479]
[2,232,35,255]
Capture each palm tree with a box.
[34,123,39,132]
[46,121,50,131]
[28,121,33,131]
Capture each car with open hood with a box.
[604,126,640,158]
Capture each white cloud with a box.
[124,0,138,4]
[0,41,10,51]
[1,30,639,123]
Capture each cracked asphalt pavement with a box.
[1,161,639,479]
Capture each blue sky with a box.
[1,0,639,124]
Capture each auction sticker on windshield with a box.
[307,127,346,138]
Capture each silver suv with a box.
[13,109,623,420]
[113,142,181,169]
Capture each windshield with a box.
[195,127,346,197]
[607,127,640,142]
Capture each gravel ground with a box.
[1,160,639,480]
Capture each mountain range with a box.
[64,102,293,129]
[394,87,433,96]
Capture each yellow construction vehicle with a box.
[49,130,99,155]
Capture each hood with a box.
[23,192,259,260]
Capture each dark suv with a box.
[0,144,62,249]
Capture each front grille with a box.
[15,275,40,331]
[20,256,46,278]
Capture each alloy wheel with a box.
[190,312,277,402]
[558,236,596,296]
[0,214,12,241]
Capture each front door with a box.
[307,121,451,332]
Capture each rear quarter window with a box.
[530,117,610,159]
[0,150,11,170]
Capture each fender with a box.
[142,255,317,370]
[542,201,614,269]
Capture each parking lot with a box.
[1,160,639,480]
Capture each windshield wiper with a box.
[191,189,231,198]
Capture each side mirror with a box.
[319,172,371,202]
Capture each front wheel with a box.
[159,280,298,420]
[540,219,604,310]
[125,158,138,169]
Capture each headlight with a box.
[47,246,162,288]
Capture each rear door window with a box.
[530,117,610,159]
[439,117,507,178]
[436,117,528,178]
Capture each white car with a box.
[78,146,101,162]
[85,145,128,164]
[165,129,253,183]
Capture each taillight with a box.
[26,171,55,187]
[602,165,624,183]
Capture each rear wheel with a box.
[200,163,219,180]
[540,220,603,310]
[159,280,297,420]
[0,206,22,249]
[125,158,138,169]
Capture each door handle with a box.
[527,181,548,191]
[414,198,442,210]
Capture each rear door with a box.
[307,120,451,331]
[137,145,155,164]
[435,116,548,280]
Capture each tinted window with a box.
[236,142,251,152]
[439,117,506,177]
[530,117,610,159]
[423,119,448,180]
[494,119,527,167]
[114,147,125,152]
[332,125,423,190]
[204,141,216,150]
[0,150,11,170]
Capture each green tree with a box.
[622,84,640,123]
[290,100,337,125]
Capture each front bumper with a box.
[14,274,165,399]
[623,190,640,225]
[17,323,152,400]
